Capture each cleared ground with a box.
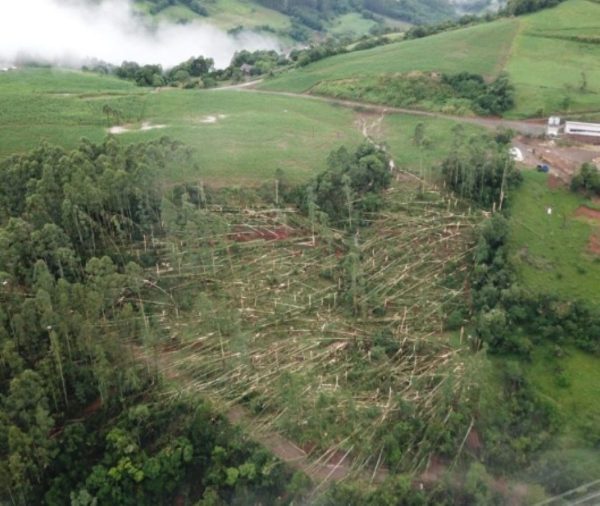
[142,181,482,480]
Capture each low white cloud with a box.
[0,0,281,69]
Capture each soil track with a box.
[575,206,600,221]
[574,206,600,256]
[219,83,600,183]
[221,85,547,136]
[134,345,388,487]
[225,406,384,486]
[588,235,600,255]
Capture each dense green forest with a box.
[0,139,306,505]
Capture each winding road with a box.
[214,80,547,137]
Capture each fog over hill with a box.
[0,0,281,69]
[450,0,505,13]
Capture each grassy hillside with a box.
[508,171,600,305]
[0,68,474,185]
[135,0,409,41]
[136,0,292,30]
[528,346,600,443]
[262,0,600,118]
[260,18,519,92]
[506,0,600,117]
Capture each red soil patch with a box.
[588,235,600,255]
[575,206,600,221]
[547,174,563,189]
[232,225,294,242]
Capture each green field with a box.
[260,18,520,93]
[136,0,292,30]
[528,346,600,443]
[328,12,379,36]
[261,0,600,118]
[506,0,600,117]
[382,113,479,169]
[326,12,400,38]
[508,170,600,305]
[135,0,406,40]
[508,171,600,444]
[0,68,475,185]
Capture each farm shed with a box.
[564,121,600,138]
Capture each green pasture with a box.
[327,12,380,37]
[136,0,292,30]
[0,69,363,184]
[260,18,519,93]
[506,0,600,118]
[508,170,600,305]
[528,346,600,444]
[0,68,473,186]
[261,0,600,118]
[381,114,480,171]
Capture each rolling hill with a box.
[134,0,503,41]
[260,0,600,118]
[0,68,479,185]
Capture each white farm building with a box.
[564,121,600,138]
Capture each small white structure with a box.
[547,116,562,137]
[564,121,600,138]
[509,147,524,162]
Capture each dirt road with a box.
[214,83,547,136]
[134,345,387,487]
[226,406,387,487]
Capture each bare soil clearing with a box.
[547,174,563,189]
[108,122,167,134]
[195,114,227,124]
[515,137,600,182]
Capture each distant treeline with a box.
[138,0,209,16]
[86,50,289,88]
[505,0,566,15]
[405,0,566,40]
[255,0,456,25]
